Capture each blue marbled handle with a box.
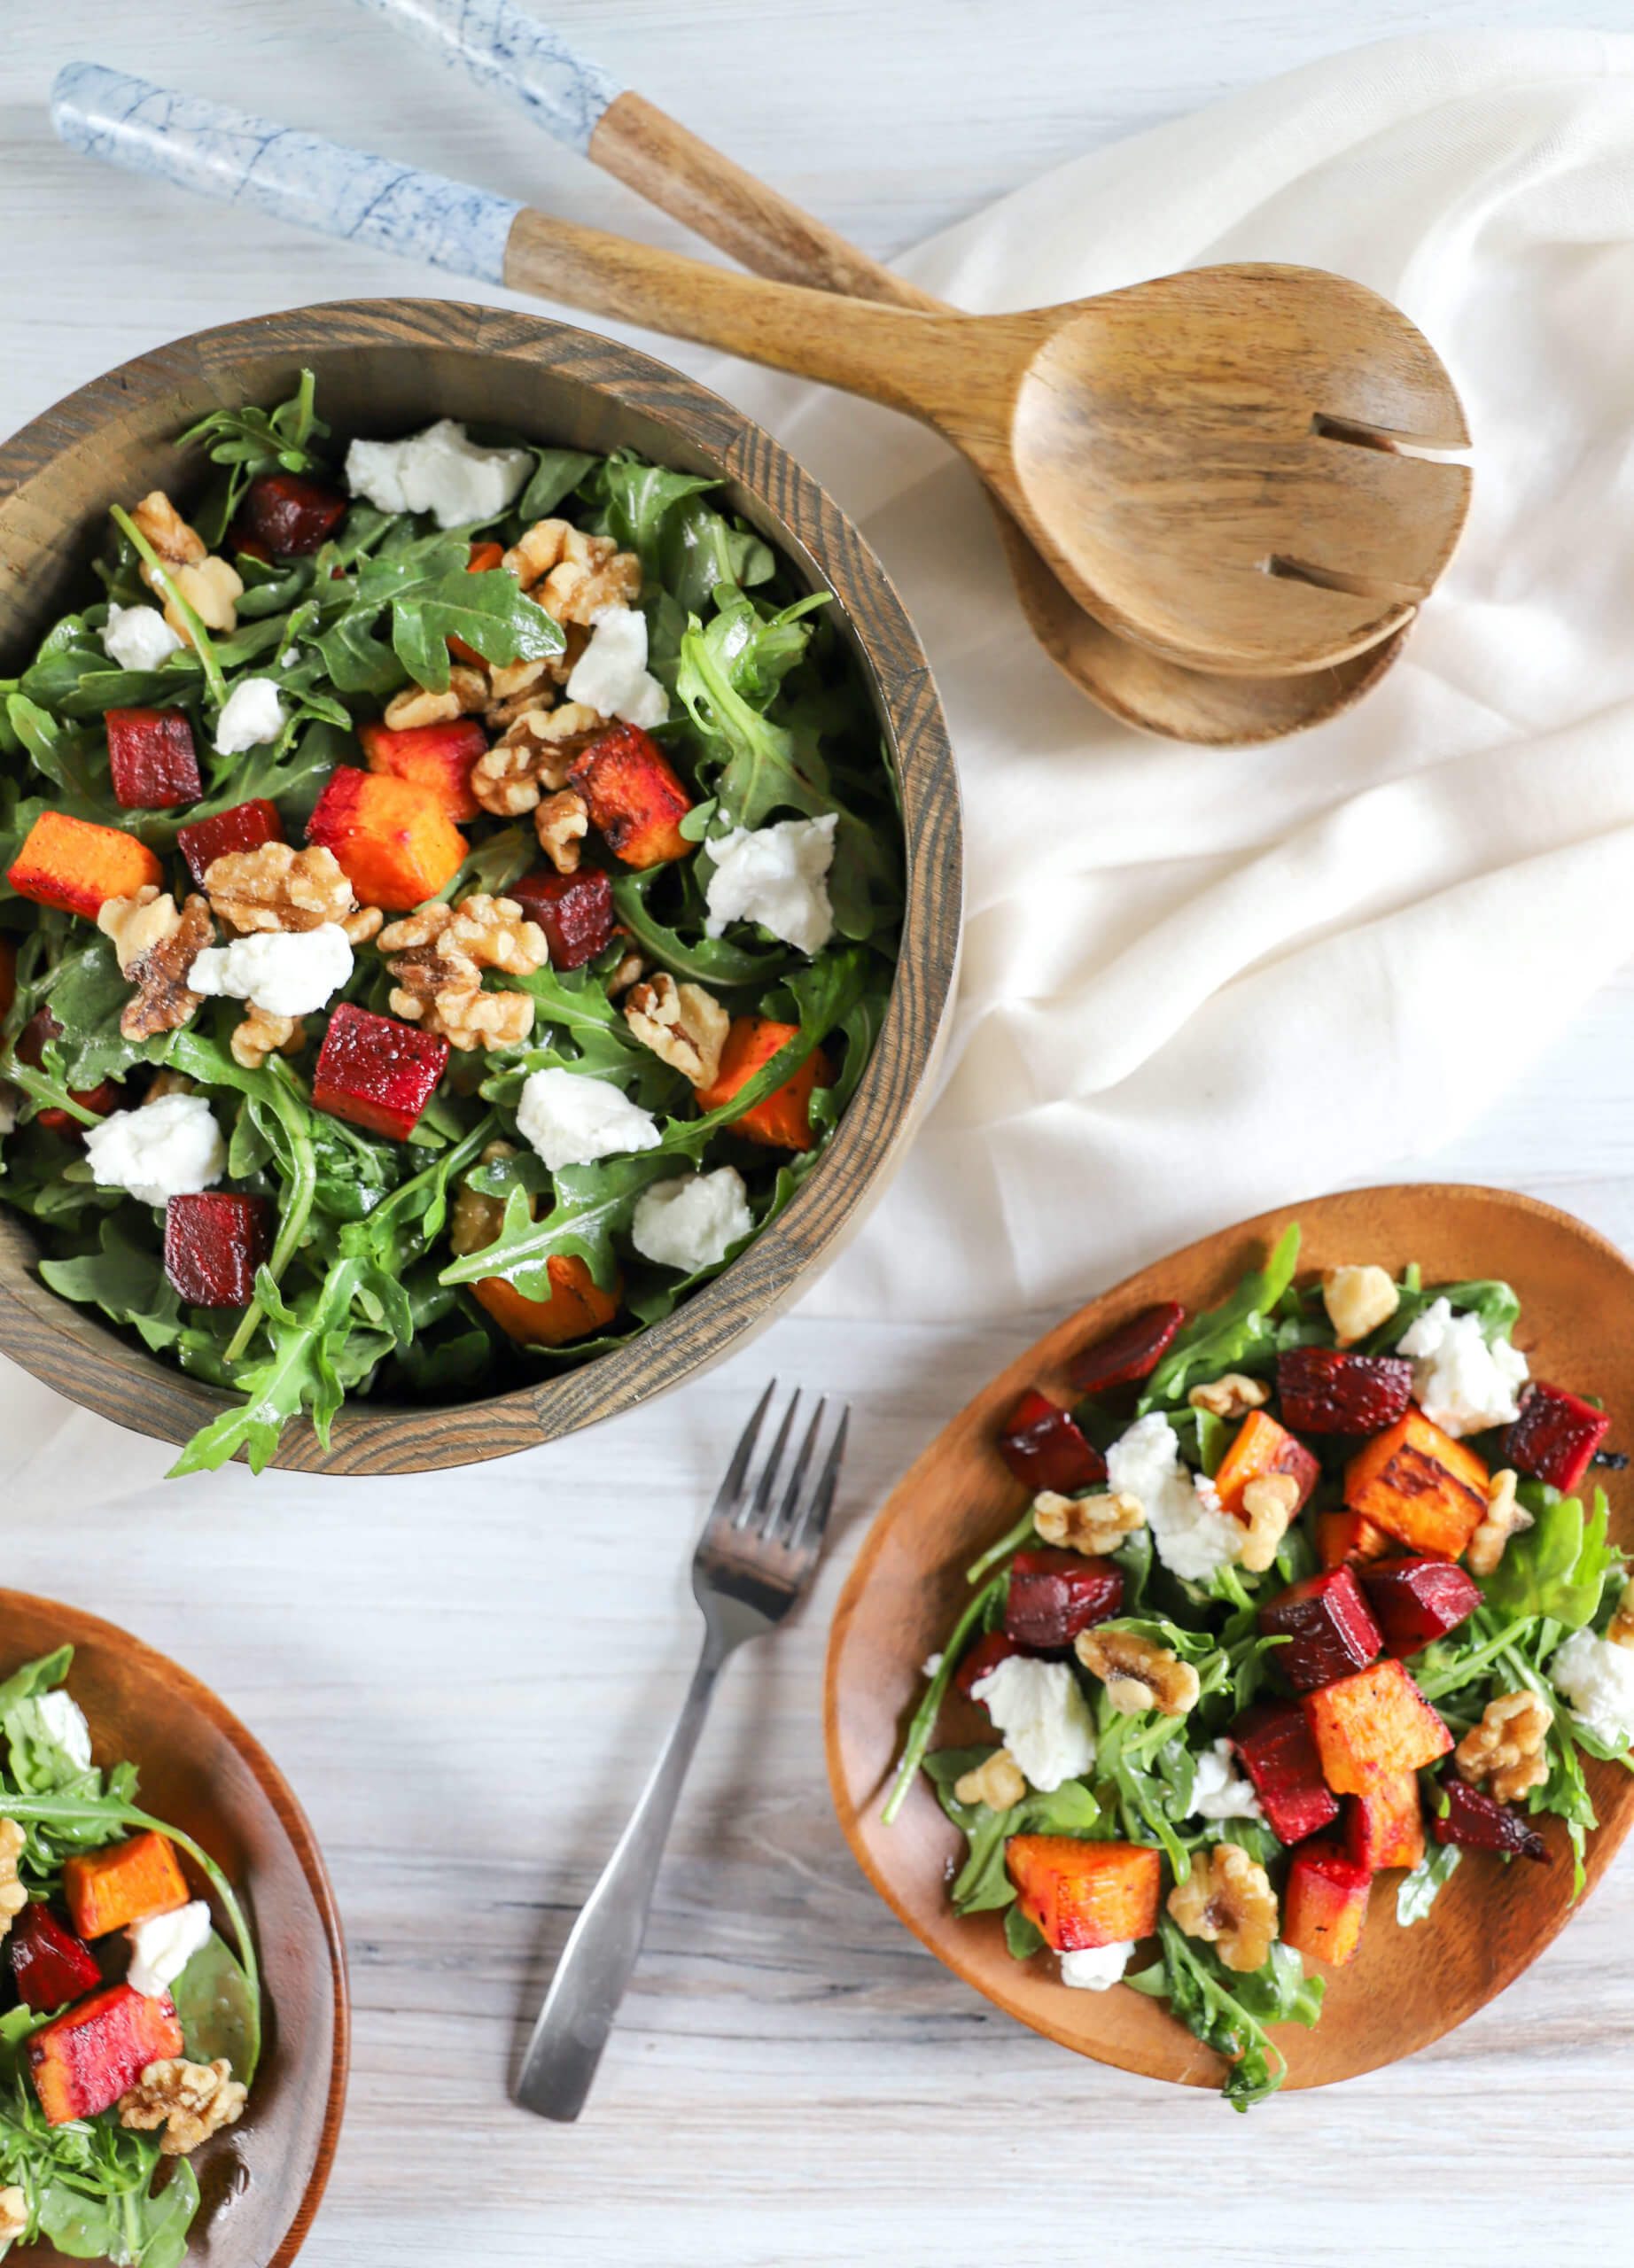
[51,61,521,283]
[352,0,622,155]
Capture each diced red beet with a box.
[1064,1301,1185,1395]
[10,1903,102,2015]
[1277,1347,1414,1435]
[998,1389,1107,1495]
[1359,1557,1481,1658]
[1434,1773,1548,1861]
[164,1192,273,1308]
[311,1002,448,1141]
[1003,1549,1123,1650]
[1257,1566,1383,1694]
[14,1009,121,1135]
[237,470,349,555]
[1504,1381,1611,1496]
[28,1984,183,2124]
[176,797,284,888]
[509,866,619,971]
[105,708,202,811]
[953,1631,1032,1705]
[1230,1698,1340,1844]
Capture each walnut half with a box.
[1167,1843,1278,1974]
[1073,1626,1199,1716]
[1456,1689,1552,1806]
[1033,1489,1144,1557]
[624,972,728,1090]
[97,887,213,1040]
[0,1819,25,1945]
[119,2057,246,2156]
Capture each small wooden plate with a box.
[825,1184,1634,2093]
[0,1594,348,2264]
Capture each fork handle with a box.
[514,1634,725,2123]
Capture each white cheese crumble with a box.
[214,675,287,756]
[279,645,300,669]
[704,815,837,957]
[970,1655,1095,1792]
[103,602,183,672]
[922,1652,945,1680]
[191,923,354,1019]
[1189,1737,1264,1822]
[0,1085,16,1140]
[83,1093,226,1208]
[1397,1298,1529,1437]
[1060,1941,1135,1990]
[127,1899,212,2000]
[1107,1411,1241,1582]
[631,1166,753,1274]
[564,604,668,727]
[1550,1628,1634,1748]
[345,419,533,529]
[516,1068,661,1172]
[35,1691,92,1772]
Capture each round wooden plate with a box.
[0,1594,348,2264]
[825,1184,1634,2093]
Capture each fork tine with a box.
[771,1396,826,1539]
[785,1405,848,1557]
[738,1388,800,1530]
[710,1379,777,1524]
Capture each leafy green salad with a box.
[0,377,902,1474]
[888,1226,1632,2107]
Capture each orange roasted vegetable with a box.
[29,1984,183,2125]
[695,1017,831,1153]
[1213,1408,1319,1518]
[1315,1509,1393,1572]
[64,1829,190,1940]
[6,811,163,920]
[567,724,693,868]
[306,765,467,911]
[358,718,486,824]
[1344,1769,1426,1872]
[1302,1658,1452,1796]
[1282,1841,1373,1968]
[1344,1409,1490,1560]
[1006,1835,1161,1953]
[473,1258,622,1348]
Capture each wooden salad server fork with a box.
[348,0,1420,743]
[51,61,1470,687]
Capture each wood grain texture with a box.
[0,297,960,1474]
[0,1592,346,2268]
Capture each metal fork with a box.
[514,1382,848,2122]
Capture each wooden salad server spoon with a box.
[346,0,1419,742]
[52,59,1469,688]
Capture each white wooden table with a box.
[5,4,1634,2262]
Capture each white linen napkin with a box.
[705,28,1634,1323]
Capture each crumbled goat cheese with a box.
[1551,1627,1634,1749]
[922,1652,945,1680]
[214,675,287,756]
[970,1655,1095,1792]
[704,815,837,957]
[35,1691,92,1771]
[102,602,183,672]
[127,1900,213,2000]
[1107,1411,1241,1581]
[1189,1737,1264,1822]
[631,1167,753,1274]
[1060,1941,1134,1991]
[564,605,668,727]
[516,1068,661,1172]
[191,924,354,1019]
[279,645,300,669]
[1397,1298,1529,1437]
[345,419,532,529]
[83,1093,226,1208]
[0,1085,16,1140]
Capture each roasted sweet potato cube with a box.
[472,1259,622,1348]
[1214,1407,1320,1518]
[996,1387,1107,1495]
[7,810,162,920]
[307,764,467,910]
[358,717,486,824]
[1302,1658,1452,1796]
[1505,1381,1612,1496]
[567,723,693,868]
[164,1191,273,1308]
[1282,1840,1373,1967]
[10,1902,103,2015]
[311,1003,448,1141]
[1003,1549,1123,1650]
[1344,1770,1425,1873]
[508,866,618,970]
[29,1984,183,2124]
[64,1830,189,1940]
[1006,1835,1161,1953]
[1314,1509,1393,1572]
[695,1017,832,1153]
[1257,1567,1382,1694]
[105,707,203,811]
[1344,1410,1490,1559]
[1230,1699,1339,1845]
[176,796,284,887]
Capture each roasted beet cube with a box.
[176,796,284,887]
[1277,1347,1413,1435]
[953,1631,1032,1704]
[1504,1381,1611,1496]
[510,866,618,970]
[237,470,349,555]
[1257,1566,1383,1694]
[998,1389,1107,1495]
[1359,1556,1481,1658]
[29,1984,183,2124]
[311,1002,448,1141]
[1065,1301,1184,1395]
[10,1902,102,2015]
[1003,1549,1123,1650]
[1229,1698,1340,1844]
[104,708,202,811]
[164,1192,273,1308]
[1434,1773,1548,1861]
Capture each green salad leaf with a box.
[1481,1487,1620,1629]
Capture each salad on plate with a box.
[888,1225,1632,2107]
[0,377,901,1473]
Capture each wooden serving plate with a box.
[0,1594,347,2265]
[825,1184,1634,2092]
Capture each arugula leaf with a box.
[1124,1916,1320,2110]
[1139,1224,1302,1410]
[1397,1841,1461,1923]
[39,1218,184,1355]
[1482,1487,1620,1629]
[390,564,563,694]
[517,447,599,523]
[923,1748,1100,1913]
[611,866,794,989]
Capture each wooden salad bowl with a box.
[0,299,961,1474]
[0,1591,347,2265]
[825,1184,1634,2093]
